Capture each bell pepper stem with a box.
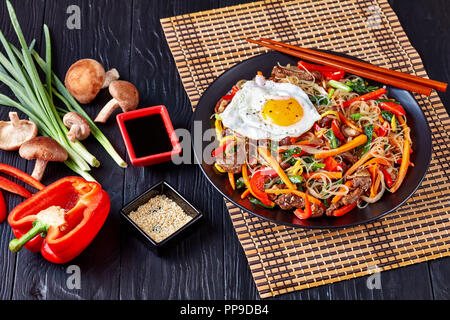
[9,219,48,253]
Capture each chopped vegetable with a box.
[314,134,367,159]
[345,78,379,94]
[328,80,352,92]
[350,113,362,121]
[235,177,246,189]
[343,88,387,107]
[241,188,251,199]
[309,95,329,106]
[331,180,353,203]
[0,176,32,198]
[249,197,275,209]
[389,127,411,193]
[303,171,342,180]
[324,156,343,172]
[345,151,373,177]
[258,147,297,190]
[242,165,275,207]
[228,173,235,190]
[326,129,340,149]
[380,167,394,188]
[338,112,363,133]
[378,101,406,116]
[331,120,345,140]
[361,125,373,155]
[332,203,357,217]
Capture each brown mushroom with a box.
[0,112,38,151]
[19,137,68,181]
[63,112,90,142]
[341,125,360,138]
[94,80,139,123]
[65,59,120,104]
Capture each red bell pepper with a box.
[0,191,6,223]
[380,167,394,188]
[0,176,32,198]
[222,85,240,100]
[324,156,343,172]
[331,119,345,140]
[8,177,110,264]
[249,169,277,207]
[343,88,387,107]
[298,61,345,81]
[212,139,234,157]
[332,203,357,217]
[378,101,406,116]
[293,195,312,219]
[374,125,388,137]
[0,163,45,191]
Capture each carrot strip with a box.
[390,127,411,193]
[345,151,374,177]
[228,172,235,190]
[370,170,382,197]
[331,180,353,203]
[265,189,322,206]
[338,112,363,133]
[258,147,297,190]
[314,135,367,159]
[295,140,312,145]
[303,171,343,180]
[361,158,391,168]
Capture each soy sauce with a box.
[124,115,173,158]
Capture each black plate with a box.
[191,51,432,229]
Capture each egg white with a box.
[220,79,321,141]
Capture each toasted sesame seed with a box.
[128,194,195,243]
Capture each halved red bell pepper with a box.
[0,191,6,223]
[8,177,110,264]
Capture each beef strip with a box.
[271,65,322,82]
[274,193,305,210]
[215,156,242,174]
[319,115,333,128]
[310,204,325,218]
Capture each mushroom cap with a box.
[0,112,38,151]
[109,80,139,112]
[65,59,106,104]
[19,136,68,162]
[63,112,90,140]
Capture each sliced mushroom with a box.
[0,112,38,151]
[341,125,360,138]
[94,80,139,123]
[65,59,120,104]
[63,112,90,142]
[19,137,68,181]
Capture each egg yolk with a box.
[261,98,303,126]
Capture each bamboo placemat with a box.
[161,0,450,298]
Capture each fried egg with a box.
[220,77,321,141]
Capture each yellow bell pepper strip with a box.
[389,126,411,193]
[258,147,297,190]
[391,114,397,131]
[214,163,226,173]
[228,172,235,190]
[331,180,353,203]
[241,188,251,199]
[343,88,387,107]
[314,134,367,159]
[215,119,224,140]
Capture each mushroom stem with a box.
[31,159,48,181]
[94,99,119,123]
[9,112,20,127]
[102,68,120,89]
[67,125,82,142]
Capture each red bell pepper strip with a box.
[293,195,312,219]
[331,120,345,140]
[212,140,234,157]
[249,170,275,207]
[298,61,345,81]
[0,176,32,198]
[322,70,346,81]
[380,166,394,188]
[324,156,343,172]
[374,125,388,137]
[8,177,110,264]
[332,203,357,217]
[378,101,406,116]
[0,191,6,223]
[222,86,240,100]
[0,163,45,191]
[343,88,387,107]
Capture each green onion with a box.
[235,177,246,189]
[248,197,274,209]
[327,88,335,100]
[328,80,352,92]
[326,129,339,149]
[350,113,362,121]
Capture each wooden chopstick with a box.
[260,38,448,93]
[247,38,434,96]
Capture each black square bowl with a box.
[120,181,203,252]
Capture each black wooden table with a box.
[0,0,449,300]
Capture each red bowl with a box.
[116,105,181,166]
